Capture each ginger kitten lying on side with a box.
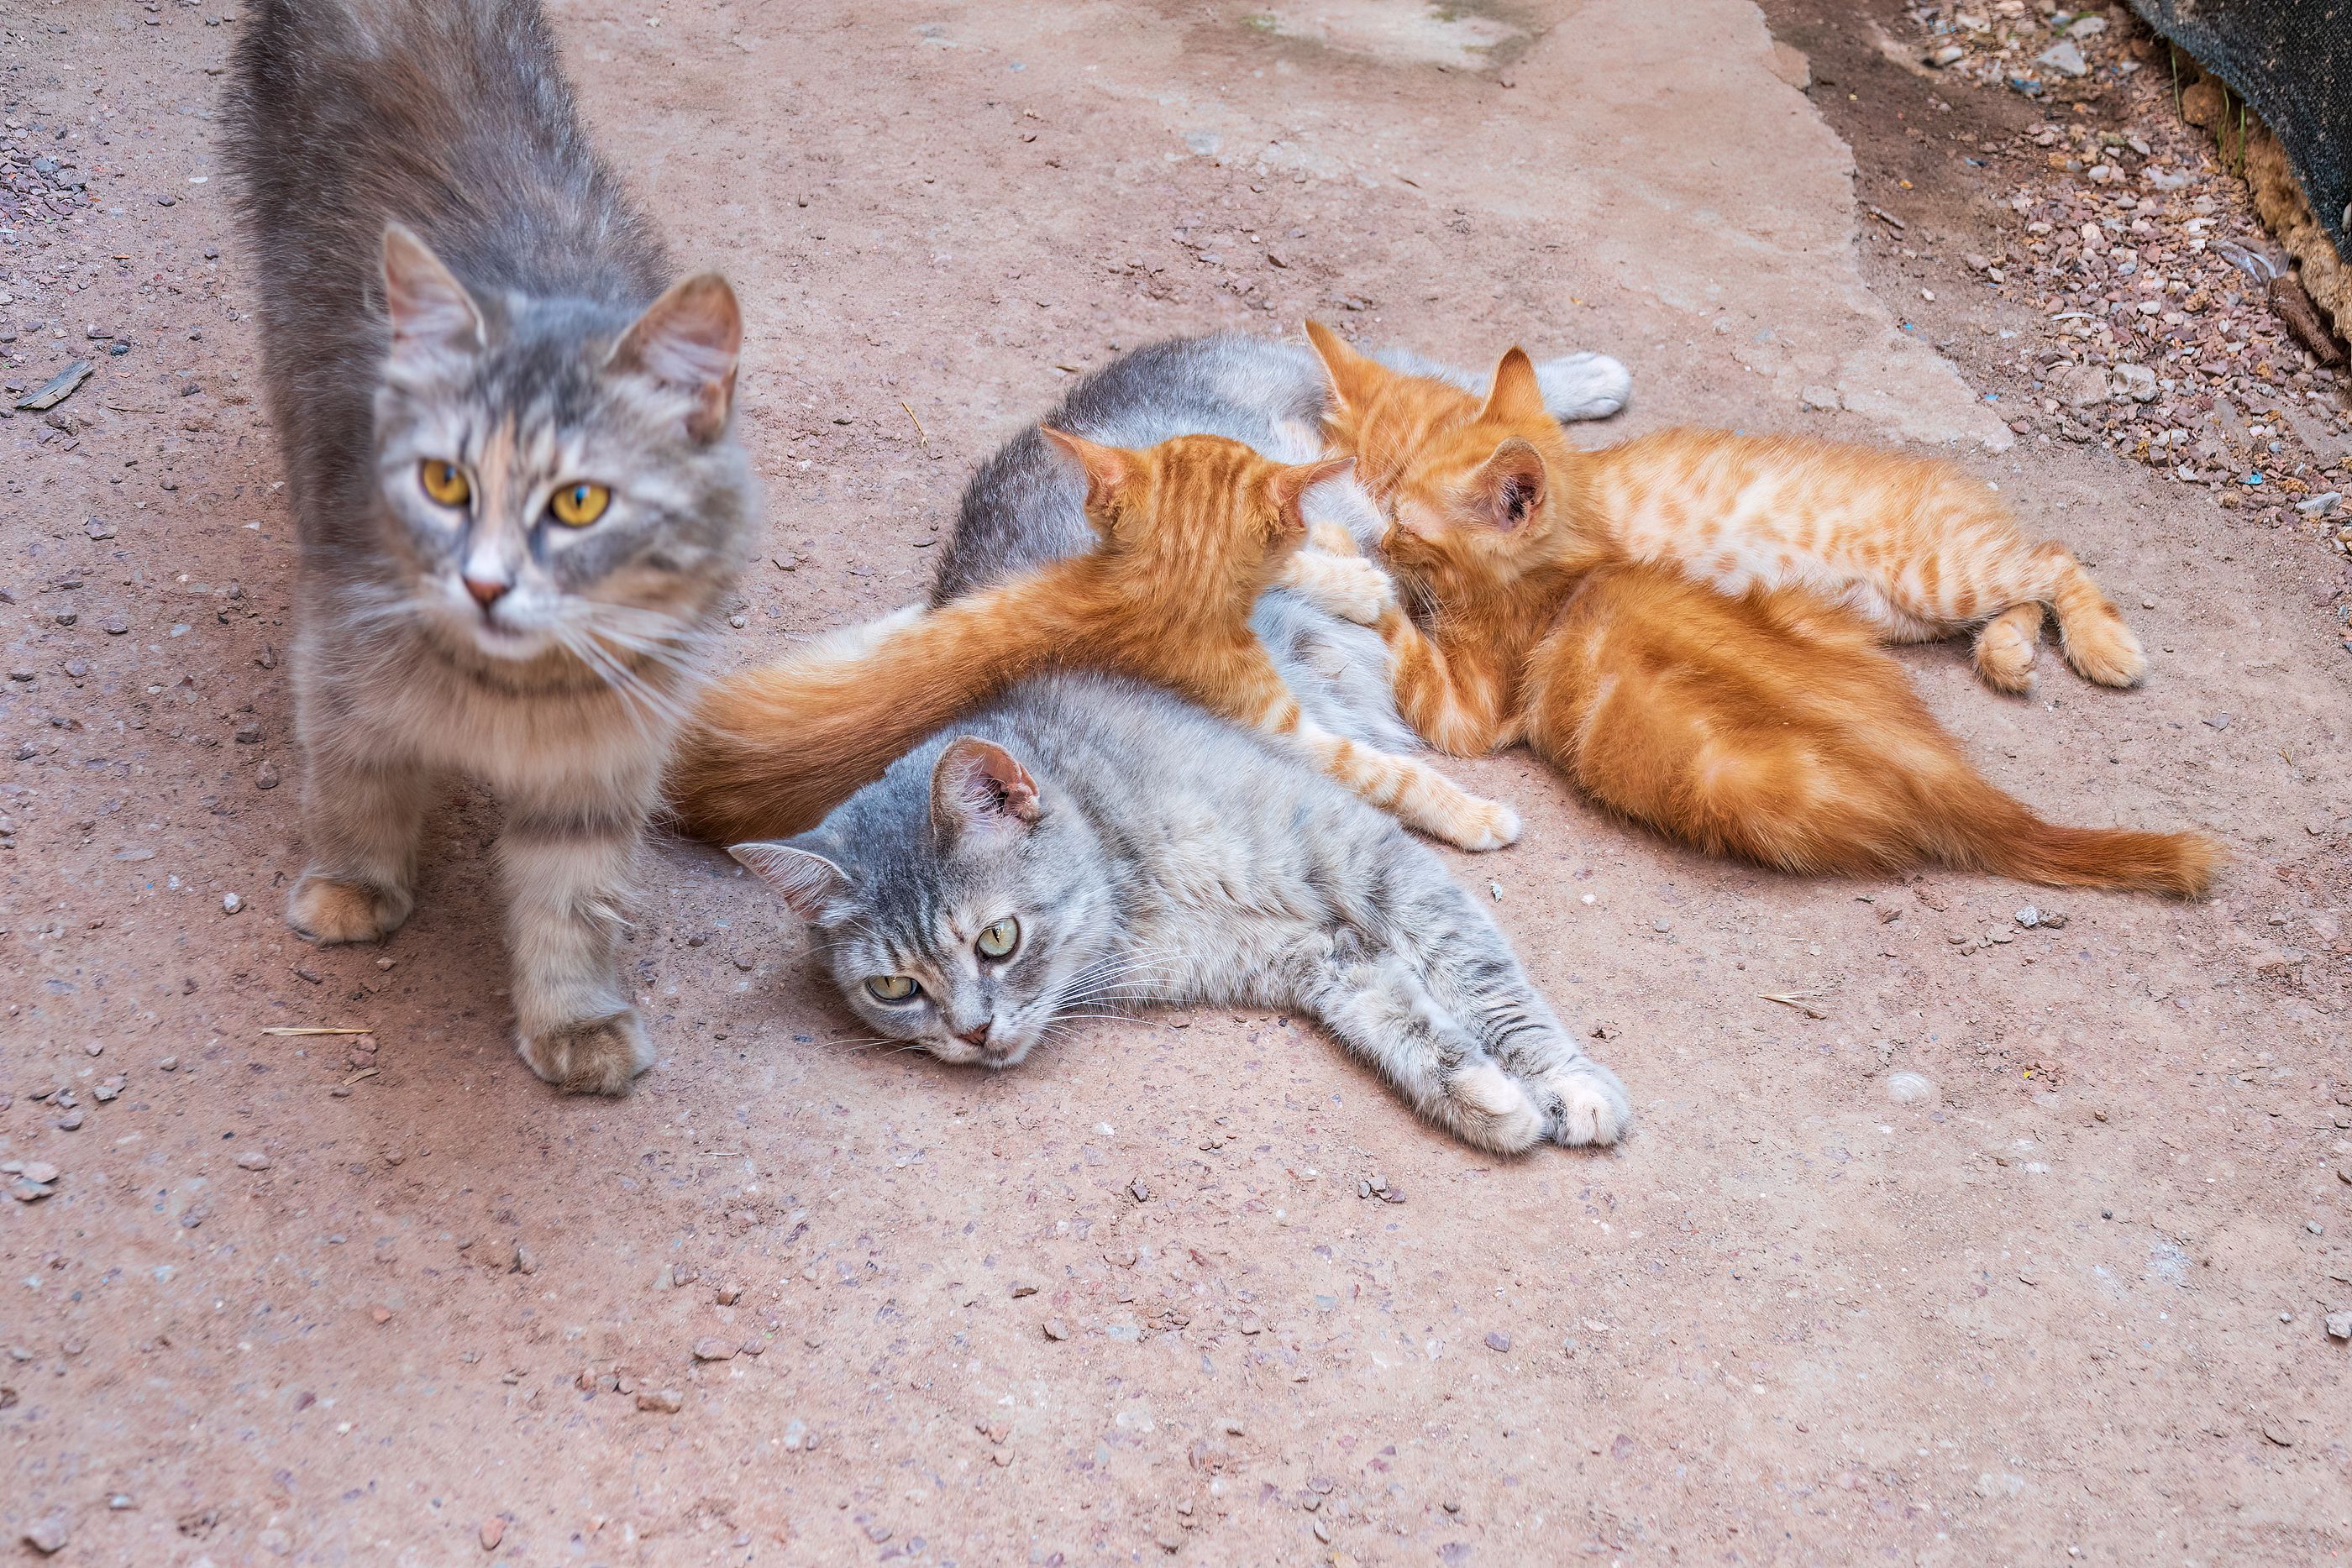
[1293,332,2218,894]
[674,431,1517,851]
[1309,322,2144,695]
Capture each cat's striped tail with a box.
[669,600,1043,844]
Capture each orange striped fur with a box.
[1295,326,2218,895]
[671,431,1520,851]
[1308,321,2145,693]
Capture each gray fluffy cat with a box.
[734,336,1633,1152]
[229,0,757,1093]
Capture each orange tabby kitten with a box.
[1307,321,2144,695]
[1287,335,2218,894]
[673,430,1519,851]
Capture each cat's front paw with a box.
[1538,1058,1631,1147]
[519,1009,654,1096]
[1307,554,1397,626]
[286,871,412,944]
[1446,795,1522,853]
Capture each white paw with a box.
[1451,797,1521,853]
[1310,554,1397,625]
[1541,1058,1631,1147]
[1536,352,1632,422]
[1446,1058,1547,1153]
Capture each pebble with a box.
[370,1306,393,1324]
[1129,1176,1152,1203]
[256,762,282,789]
[1483,1330,1513,1353]
[101,612,128,635]
[22,1162,59,1184]
[716,1282,743,1305]
[479,1518,505,1551]
[1009,1282,1038,1298]
[691,1337,735,1361]
[2326,1312,2352,1341]
[22,1516,68,1555]
[222,892,244,915]
[1885,1072,1937,1105]
[235,1151,270,1171]
[1042,1319,1071,1341]
[637,1387,685,1413]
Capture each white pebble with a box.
[221,892,244,915]
[1885,1072,1937,1106]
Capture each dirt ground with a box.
[5,0,2350,1564]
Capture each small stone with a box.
[1042,1319,1071,1341]
[1238,1312,1265,1335]
[479,1517,506,1551]
[222,892,244,915]
[21,1162,60,1185]
[1483,1330,1513,1353]
[370,1306,393,1324]
[508,1243,537,1275]
[2260,1419,2294,1448]
[716,1282,742,1305]
[2017,1265,2041,1287]
[235,1151,270,1171]
[101,613,128,634]
[11,1178,54,1204]
[2052,363,2110,409]
[692,1337,735,1361]
[1129,1177,1152,1203]
[2113,364,2158,401]
[22,1515,68,1555]
[2035,39,2087,76]
[2326,1312,2352,1341]
[256,762,282,789]
[637,1387,685,1413]
[1885,1072,1936,1105]
[1800,384,1842,412]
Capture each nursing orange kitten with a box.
[1289,332,2218,894]
[1306,322,2143,695]
[674,430,1518,851]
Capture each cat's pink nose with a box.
[464,575,509,610]
[958,1024,991,1048]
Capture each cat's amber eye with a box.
[865,974,920,1003]
[418,459,472,508]
[547,481,611,528]
[975,918,1021,959]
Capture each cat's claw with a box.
[518,1009,654,1096]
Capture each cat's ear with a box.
[1465,437,1547,532]
[931,737,1045,845]
[381,223,486,368]
[1304,320,1389,414]
[1477,347,1549,427]
[1037,427,1139,534]
[728,839,848,920]
[610,273,742,443]
[1265,455,1357,537]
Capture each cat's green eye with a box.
[975,918,1021,959]
[548,480,611,527]
[865,974,920,1003]
[418,459,472,508]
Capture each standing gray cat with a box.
[229,0,757,1093]
[732,335,1631,1152]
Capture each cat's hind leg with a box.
[2042,546,2145,687]
[1278,929,1547,1153]
[1971,600,2046,694]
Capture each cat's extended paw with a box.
[1442,796,1522,853]
[2061,614,2146,689]
[1305,553,1397,626]
[518,1009,654,1096]
[1442,1058,1547,1153]
[1538,1058,1631,1148]
[1536,352,1632,422]
[286,871,412,945]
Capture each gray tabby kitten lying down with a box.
[229,0,757,1093]
[732,335,1634,1153]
